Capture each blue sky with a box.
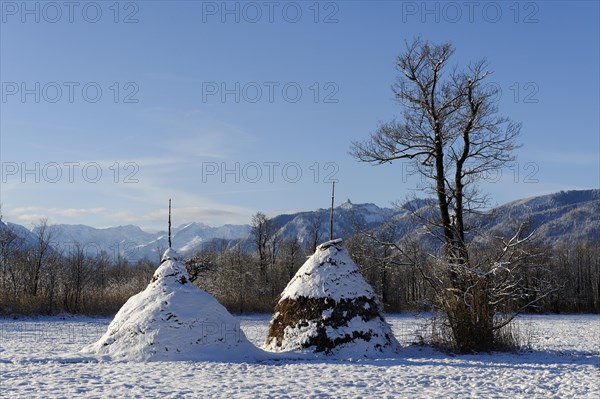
[1,0,598,230]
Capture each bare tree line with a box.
[0,213,598,317]
[0,217,155,315]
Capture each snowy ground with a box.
[1,314,598,398]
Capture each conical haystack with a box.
[81,249,263,362]
[265,239,400,357]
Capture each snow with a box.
[79,249,264,362]
[1,314,598,398]
[339,199,353,209]
[279,321,319,350]
[320,316,399,358]
[280,239,375,301]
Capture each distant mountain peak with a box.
[339,199,353,209]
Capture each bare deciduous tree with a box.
[251,211,272,289]
[0,210,24,301]
[281,237,302,281]
[184,251,215,283]
[30,218,54,297]
[62,243,94,313]
[308,213,323,253]
[350,38,547,351]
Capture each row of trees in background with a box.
[1,213,598,316]
[0,218,155,315]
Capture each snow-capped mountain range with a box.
[1,189,598,261]
[41,222,251,262]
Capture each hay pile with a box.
[81,248,264,362]
[265,239,399,357]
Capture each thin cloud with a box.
[526,151,599,166]
[8,207,107,227]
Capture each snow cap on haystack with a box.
[265,238,400,357]
[81,248,264,362]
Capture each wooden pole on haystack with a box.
[329,181,335,240]
[168,199,172,248]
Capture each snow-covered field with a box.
[1,314,598,398]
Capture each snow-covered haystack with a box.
[81,248,263,362]
[265,239,400,357]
